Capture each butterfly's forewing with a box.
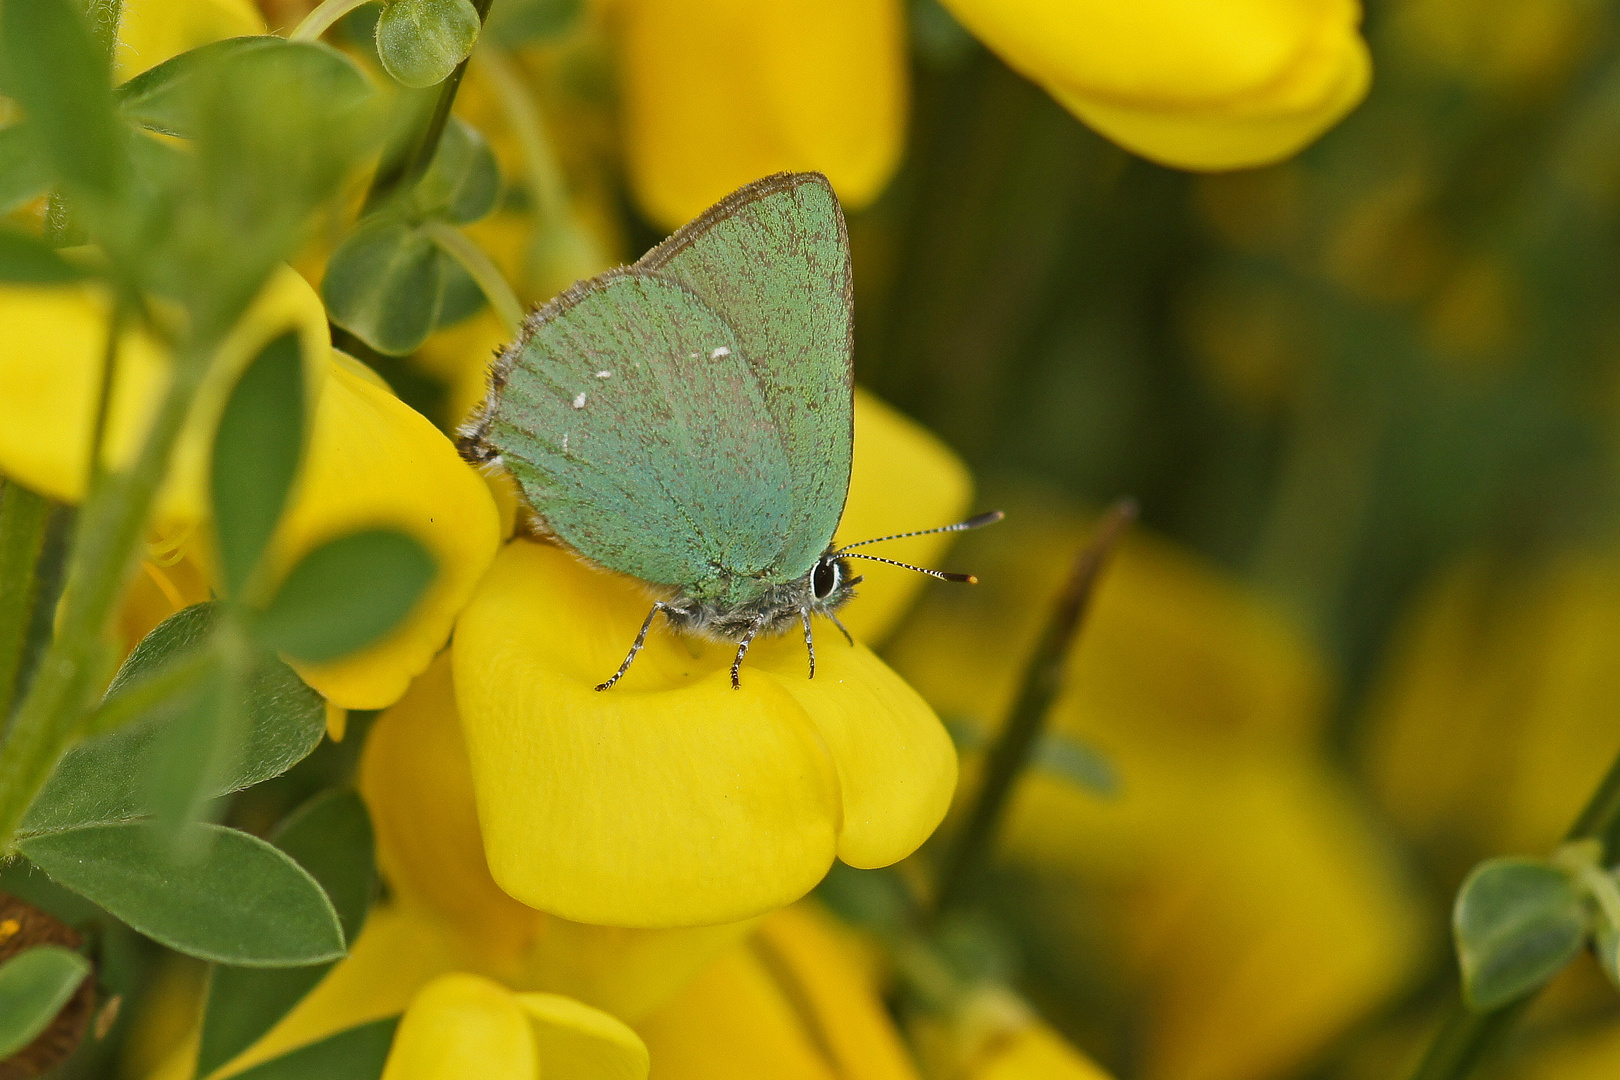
[483,270,798,600]
[639,172,853,580]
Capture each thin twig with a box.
[933,499,1137,917]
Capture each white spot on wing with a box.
[561,434,569,454]
[596,370,612,378]
[710,346,731,359]
[572,392,587,409]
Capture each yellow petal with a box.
[0,265,330,527]
[616,0,905,228]
[941,0,1371,170]
[453,540,843,926]
[517,993,650,1080]
[115,0,266,84]
[836,390,975,645]
[277,359,502,709]
[382,974,537,1080]
[366,652,760,1017]
[636,903,918,1080]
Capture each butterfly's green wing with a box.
[477,269,801,603]
[638,172,853,581]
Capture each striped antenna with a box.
[834,510,1004,555]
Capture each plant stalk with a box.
[0,345,212,854]
[0,483,51,724]
[1406,740,1620,1080]
[932,499,1136,917]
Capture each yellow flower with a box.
[114,0,266,84]
[452,391,971,927]
[636,902,922,1080]
[381,973,647,1080]
[361,652,753,1020]
[613,0,906,228]
[886,490,1425,1080]
[939,0,1372,170]
[0,270,502,711]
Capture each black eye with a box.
[812,559,840,600]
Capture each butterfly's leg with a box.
[828,611,855,647]
[595,602,668,691]
[801,608,816,680]
[730,613,769,690]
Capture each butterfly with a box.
[459,171,1000,689]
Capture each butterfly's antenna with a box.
[838,552,979,583]
[834,510,1004,554]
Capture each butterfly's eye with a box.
[812,558,841,600]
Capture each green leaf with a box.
[231,1017,399,1080]
[212,331,306,598]
[116,36,287,138]
[21,603,326,838]
[0,946,91,1060]
[0,229,87,283]
[1454,857,1590,1011]
[0,124,52,214]
[486,0,583,46]
[256,530,436,665]
[17,821,346,967]
[0,0,120,199]
[322,220,445,355]
[375,0,481,88]
[196,789,376,1078]
[415,117,500,225]
[137,37,377,339]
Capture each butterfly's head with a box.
[808,549,863,613]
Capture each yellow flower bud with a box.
[938,0,1372,170]
[614,0,906,228]
[451,392,968,927]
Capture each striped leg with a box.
[730,612,769,690]
[801,608,816,680]
[595,602,668,691]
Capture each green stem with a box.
[1406,743,1620,1080]
[289,0,371,41]
[0,345,212,854]
[932,499,1136,918]
[424,220,523,334]
[362,0,497,213]
[0,483,51,723]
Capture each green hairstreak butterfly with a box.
[459,172,1001,689]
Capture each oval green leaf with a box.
[17,822,346,967]
[212,330,306,598]
[375,0,481,88]
[231,1017,399,1080]
[196,789,376,1078]
[322,220,445,355]
[0,124,52,215]
[0,946,91,1060]
[415,116,500,225]
[20,604,326,838]
[1454,856,1589,1012]
[255,530,437,664]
